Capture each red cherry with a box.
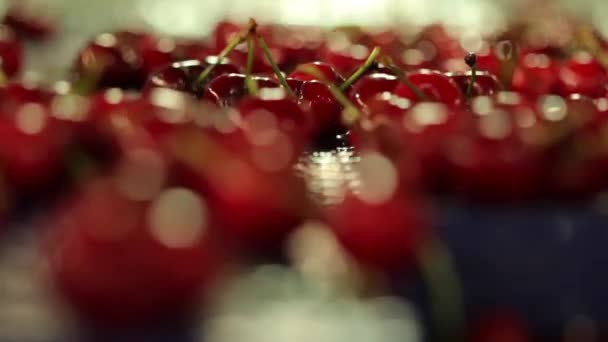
[73,31,148,90]
[143,58,240,97]
[238,94,313,145]
[393,69,464,106]
[400,102,467,189]
[446,70,501,96]
[289,61,344,84]
[45,178,220,328]
[269,26,323,69]
[445,98,547,200]
[511,52,559,96]
[204,73,280,107]
[0,101,72,191]
[325,151,429,271]
[2,5,55,40]
[167,127,308,251]
[349,72,399,109]
[0,25,23,78]
[298,80,343,132]
[322,39,373,76]
[137,35,179,76]
[557,51,607,98]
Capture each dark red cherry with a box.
[400,102,466,189]
[0,81,54,110]
[325,152,429,272]
[288,61,344,84]
[445,100,547,200]
[143,58,240,97]
[322,40,373,76]
[446,70,501,96]
[298,80,343,132]
[511,52,558,96]
[73,31,148,90]
[557,51,607,98]
[167,127,308,252]
[2,5,56,40]
[138,35,179,76]
[45,178,220,328]
[204,73,280,107]
[393,69,464,106]
[0,101,72,192]
[0,25,22,78]
[349,72,399,109]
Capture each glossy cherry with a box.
[349,72,399,109]
[204,73,280,107]
[394,69,464,106]
[298,79,344,133]
[143,58,240,97]
[288,61,344,84]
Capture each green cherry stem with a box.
[299,65,361,125]
[256,34,295,97]
[339,46,381,91]
[194,19,257,87]
[464,52,477,100]
[380,56,428,101]
[245,36,259,96]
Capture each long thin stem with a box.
[257,34,295,97]
[194,19,257,87]
[245,37,259,96]
[380,56,428,101]
[339,46,381,91]
[299,65,361,125]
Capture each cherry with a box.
[73,31,148,90]
[393,69,464,106]
[511,52,558,96]
[446,70,501,97]
[0,25,23,78]
[0,100,73,192]
[324,150,429,272]
[322,40,374,76]
[349,72,399,109]
[45,177,221,328]
[237,93,313,145]
[2,4,55,40]
[166,126,309,251]
[475,43,500,75]
[298,80,344,132]
[400,102,467,189]
[289,61,344,84]
[268,25,323,69]
[204,73,280,107]
[143,58,240,97]
[444,97,547,200]
[556,51,607,98]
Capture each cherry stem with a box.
[194,19,257,87]
[299,65,361,125]
[256,34,295,97]
[339,46,381,91]
[380,56,428,101]
[245,36,259,96]
[465,52,477,100]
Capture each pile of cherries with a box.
[0,14,606,339]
